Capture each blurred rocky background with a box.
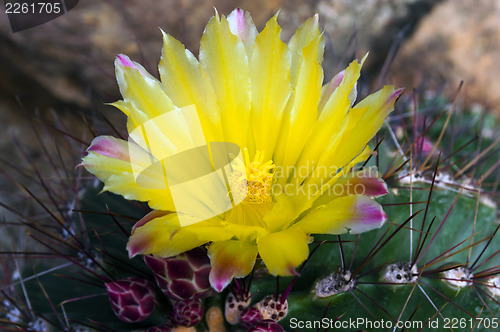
[0,0,443,117]
[4,0,500,129]
[0,0,499,252]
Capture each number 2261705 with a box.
[5,2,62,14]
[443,317,498,329]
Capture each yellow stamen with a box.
[229,149,275,205]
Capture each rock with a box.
[391,0,500,116]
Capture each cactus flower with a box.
[82,9,399,292]
[105,276,156,323]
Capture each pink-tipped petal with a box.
[115,54,152,79]
[391,87,405,101]
[352,177,388,197]
[332,70,345,88]
[319,70,345,111]
[292,195,386,235]
[116,54,137,68]
[86,136,130,161]
[127,236,151,258]
[227,8,258,54]
[228,8,245,35]
[349,199,386,234]
[313,167,388,207]
[127,214,231,259]
[127,213,180,258]
[349,169,389,197]
[208,240,258,292]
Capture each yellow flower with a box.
[82,9,401,291]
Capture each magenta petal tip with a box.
[86,136,129,161]
[361,177,389,197]
[126,239,144,259]
[393,88,405,99]
[365,204,386,224]
[116,54,136,68]
[209,274,230,293]
[347,199,387,234]
[360,201,386,224]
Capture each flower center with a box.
[230,150,275,205]
[224,150,275,231]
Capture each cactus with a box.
[1,9,499,332]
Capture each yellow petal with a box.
[273,33,324,181]
[128,213,231,258]
[318,54,367,114]
[291,195,386,235]
[250,13,291,161]
[208,240,258,291]
[159,32,223,142]
[257,229,309,276]
[115,55,177,121]
[298,86,400,194]
[332,86,403,168]
[293,59,363,185]
[199,12,251,148]
[287,14,323,87]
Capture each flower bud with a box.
[173,298,204,327]
[144,247,215,301]
[240,306,263,330]
[105,276,156,323]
